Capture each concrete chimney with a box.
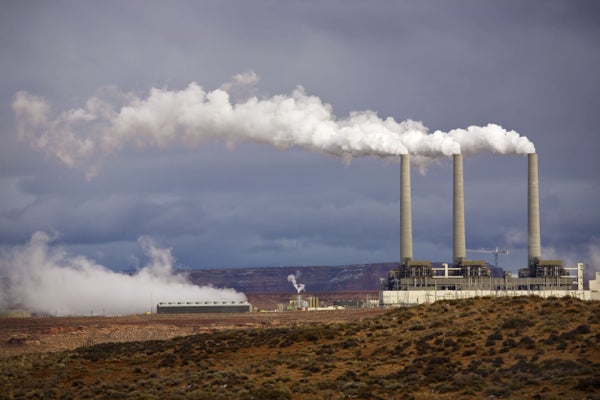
[400,154,413,262]
[453,154,466,264]
[528,153,541,267]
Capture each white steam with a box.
[12,72,535,177]
[0,232,246,316]
[585,239,600,280]
[543,238,600,282]
[287,272,305,294]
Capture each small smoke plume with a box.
[504,230,527,248]
[219,70,260,91]
[0,232,246,315]
[585,239,600,280]
[12,72,535,177]
[287,272,305,294]
[541,239,600,283]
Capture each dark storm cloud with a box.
[1,0,599,277]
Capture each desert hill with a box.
[1,296,599,399]
[183,263,397,293]
[182,262,504,294]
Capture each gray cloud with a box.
[0,0,598,279]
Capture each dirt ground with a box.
[0,308,387,358]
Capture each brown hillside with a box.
[1,296,599,399]
[183,264,397,293]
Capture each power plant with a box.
[380,153,591,305]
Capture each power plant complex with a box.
[380,153,593,305]
[146,152,598,313]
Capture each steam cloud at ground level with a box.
[0,232,246,316]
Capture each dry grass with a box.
[1,296,599,399]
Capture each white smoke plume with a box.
[287,272,305,294]
[585,239,600,280]
[12,72,535,177]
[0,231,246,316]
[543,239,600,282]
[503,230,527,248]
[220,70,260,90]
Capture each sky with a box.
[1,0,600,282]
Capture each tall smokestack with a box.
[528,153,541,267]
[400,154,413,262]
[453,154,466,264]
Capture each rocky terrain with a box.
[1,296,599,399]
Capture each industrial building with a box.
[156,301,252,314]
[380,153,592,305]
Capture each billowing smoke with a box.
[0,231,246,316]
[12,72,535,178]
[287,272,305,294]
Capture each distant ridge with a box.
[182,262,505,293]
[182,263,396,293]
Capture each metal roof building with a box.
[156,301,252,314]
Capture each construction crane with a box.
[467,246,509,268]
